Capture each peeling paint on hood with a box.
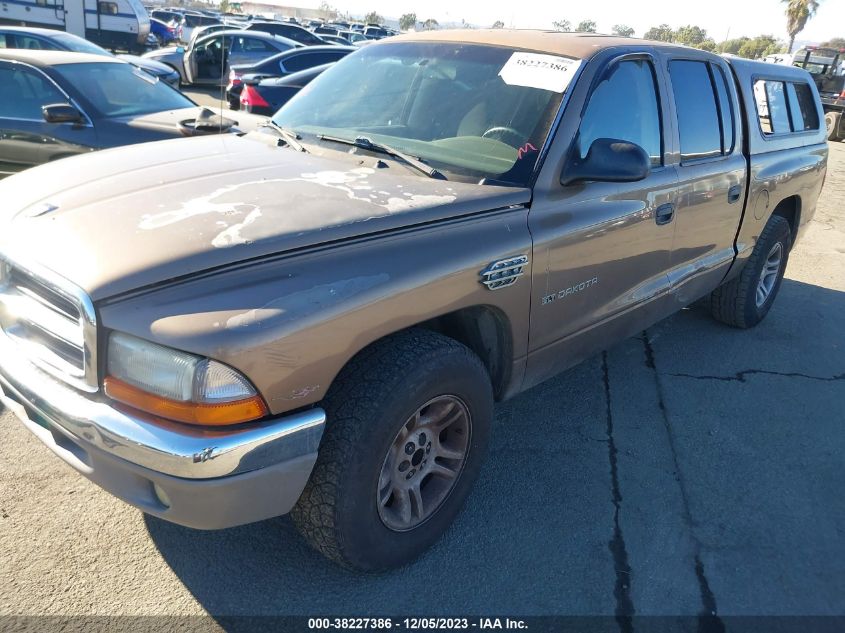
[0,133,529,300]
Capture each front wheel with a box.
[707,214,791,328]
[291,329,493,571]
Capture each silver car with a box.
[142,29,299,86]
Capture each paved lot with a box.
[1,143,843,619]
[183,86,233,111]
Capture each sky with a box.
[263,0,845,44]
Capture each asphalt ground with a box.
[1,140,843,623]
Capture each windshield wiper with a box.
[317,134,446,180]
[263,121,307,153]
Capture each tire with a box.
[826,112,842,141]
[291,328,493,571]
[708,214,791,328]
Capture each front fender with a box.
[99,208,533,415]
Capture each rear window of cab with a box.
[753,79,819,135]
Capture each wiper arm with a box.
[317,134,446,180]
[263,121,307,153]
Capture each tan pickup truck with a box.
[0,31,828,570]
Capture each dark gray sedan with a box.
[0,50,267,178]
[0,26,181,87]
[143,29,300,86]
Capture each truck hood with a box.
[0,133,529,301]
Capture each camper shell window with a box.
[754,78,820,136]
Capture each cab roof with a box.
[388,29,683,59]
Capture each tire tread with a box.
[708,214,791,328]
[291,328,487,569]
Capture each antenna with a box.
[219,32,226,132]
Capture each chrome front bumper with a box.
[0,329,326,529]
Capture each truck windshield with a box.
[271,41,578,185]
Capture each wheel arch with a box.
[415,305,514,401]
[770,194,801,249]
[325,305,516,404]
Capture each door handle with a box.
[655,203,675,226]
[728,184,742,203]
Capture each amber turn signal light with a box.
[104,376,268,427]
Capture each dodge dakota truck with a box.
[0,31,828,571]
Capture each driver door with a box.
[524,54,679,388]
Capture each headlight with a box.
[104,332,268,426]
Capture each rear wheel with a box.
[826,112,842,141]
[291,329,493,571]
[707,214,791,328]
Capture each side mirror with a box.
[42,103,84,125]
[176,45,186,53]
[561,138,651,186]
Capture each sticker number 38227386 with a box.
[498,52,583,94]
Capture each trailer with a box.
[0,0,150,53]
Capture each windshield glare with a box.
[271,42,571,185]
[54,63,195,118]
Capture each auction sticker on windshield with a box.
[498,52,582,93]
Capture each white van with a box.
[0,0,150,52]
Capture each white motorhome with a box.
[0,0,150,52]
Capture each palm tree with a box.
[783,0,820,53]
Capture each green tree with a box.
[219,0,231,13]
[718,37,749,55]
[364,11,384,25]
[738,35,784,59]
[576,19,597,33]
[552,19,571,32]
[673,25,709,47]
[820,37,845,48]
[399,13,417,31]
[643,24,674,42]
[422,18,439,30]
[492,20,505,29]
[718,35,784,59]
[783,0,820,52]
[612,24,635,37]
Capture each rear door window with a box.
[284,51,344,72]
[668,60,722,161]
[578,59,663,166]
[235,36,276,53]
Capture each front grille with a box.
[0,257,96,392]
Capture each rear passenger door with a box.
[664,56,747,305]
[0,63,96,176]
